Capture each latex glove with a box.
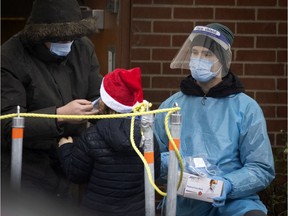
[185,166,209,177]
[58,136,73,147]
[212,176,232,208]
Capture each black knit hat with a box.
[20,0,98,43]
[206,23,234,45]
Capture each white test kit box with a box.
[177,172,223,203]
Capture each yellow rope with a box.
[0,107,180,120]
[130,115,167,197]
[0,103,183,197]
[129,102,184,196]
[130,102,168,196]
[164,111,184,189]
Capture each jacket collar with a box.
[180,72,245,98]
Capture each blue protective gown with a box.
[154,73,275,216]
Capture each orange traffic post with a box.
[10,106,25,191]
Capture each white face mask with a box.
[50,41,73,56]
[189,58,222,82]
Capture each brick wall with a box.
[130,1,287,212]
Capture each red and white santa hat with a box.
[100,67,143,113]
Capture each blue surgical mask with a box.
[50,41,73,56]
[189,58,222,82]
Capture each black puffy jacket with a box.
[58,118,161,216]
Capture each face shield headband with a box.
[191,26,230,50]
[170,26,232,77]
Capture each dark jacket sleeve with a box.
[58,135,93,184]
[1,67,63,143]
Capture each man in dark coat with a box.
[1,0,102,215]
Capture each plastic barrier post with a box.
[166,103,181,216]
[142,111,155,216]
[10,106,25,191]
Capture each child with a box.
[58,67,160,216]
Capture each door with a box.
[84,0,131,76]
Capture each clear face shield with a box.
[170,26,232,77]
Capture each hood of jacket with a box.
[92,118,142,152]
[180,72,245,98]
[20,0,98,43]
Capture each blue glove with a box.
[212,176,232,208]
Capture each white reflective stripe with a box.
[194,26,221,36]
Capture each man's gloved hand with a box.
[212,176,232,208]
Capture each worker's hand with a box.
[57,99,98,124]
[58,136,73,146]
[212,176,232,208]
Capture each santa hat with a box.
[100,67,143,113]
